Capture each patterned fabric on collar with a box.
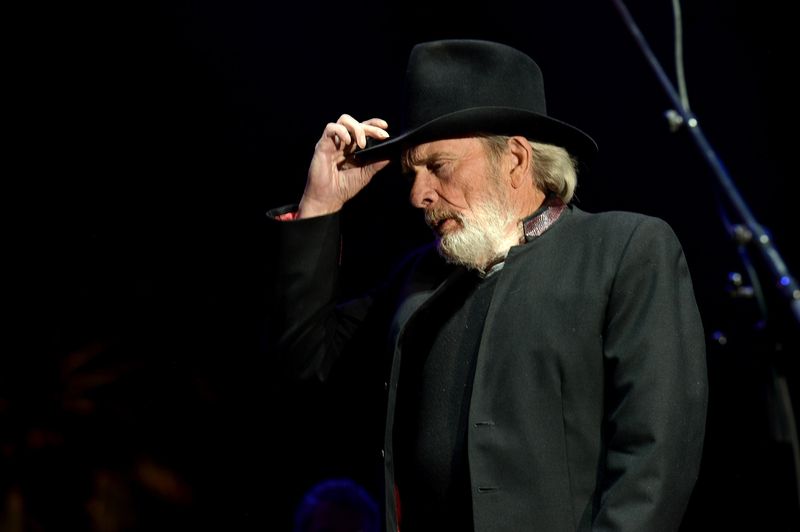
[522,194,566,242]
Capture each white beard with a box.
[433,193,520,274]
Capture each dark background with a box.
[6,0,799,530]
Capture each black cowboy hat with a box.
[354,39,597,163]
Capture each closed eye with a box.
[428,160,454,181]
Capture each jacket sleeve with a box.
[265,206,374,383]
[594,216,708,531]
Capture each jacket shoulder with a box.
[567,206,679,241]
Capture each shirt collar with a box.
[479,194,567,278]
[522,193,567,242]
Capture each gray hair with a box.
[478,135,578,203]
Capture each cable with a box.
[671,0,690,112]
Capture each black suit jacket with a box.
[267,204,708,532]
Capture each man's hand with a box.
[298,114,391,219]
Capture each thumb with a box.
[364,159,392,178]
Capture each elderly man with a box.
[268,39,707,531]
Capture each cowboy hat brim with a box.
[353,106,598,164]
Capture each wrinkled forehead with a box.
[400,136,485,172]
[400,144,425,173]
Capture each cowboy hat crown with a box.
[355,39,597,162]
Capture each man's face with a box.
[403,137,519,271]
[404,137,495,232]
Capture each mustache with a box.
[424,208,465,228]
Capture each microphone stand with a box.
[609,0,800,515]
[610,0,800,326]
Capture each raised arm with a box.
[265,114,391,382]
[298,114,391,218]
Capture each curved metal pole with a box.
[609,0,800,515]
[610,0,800,327]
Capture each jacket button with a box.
[380,449,385,458]
[384,381,389,391]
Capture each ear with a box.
[507,136,532,189]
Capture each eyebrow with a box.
[401,149,456,172]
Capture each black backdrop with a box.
[6,0,799,530]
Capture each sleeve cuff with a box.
[267,204,301,221]
[275,211,300,221]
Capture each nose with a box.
[409,171,437,209]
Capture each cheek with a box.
[438,181,477,210]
